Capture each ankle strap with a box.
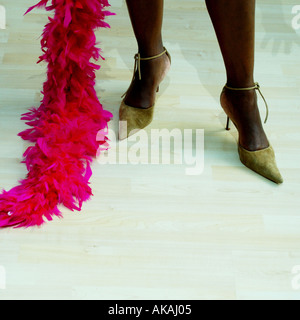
[134,47,168,80]
[121,47,169,99]
[224,82,269,123]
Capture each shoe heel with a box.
[226,116,231,131]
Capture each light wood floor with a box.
[0,0,300,300]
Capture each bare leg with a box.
[124,0,170,109]
[206,0,269,151]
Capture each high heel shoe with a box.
[119,47,171,140]
[224,82,283,184]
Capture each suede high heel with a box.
[224,82,283,184]
[119,47,171,140]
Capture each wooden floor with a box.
[1,0,300,300]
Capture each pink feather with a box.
[0,0,114,228]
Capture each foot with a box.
[123,50,171,109]
[220,87,269,151]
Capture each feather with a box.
[0,0,114,228]
[24,0,49,16]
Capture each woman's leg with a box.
[205,0,269,151]
[124,0,170,109]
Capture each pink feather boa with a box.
[0,0,113,228]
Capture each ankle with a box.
[138,43,165,57]
[222,87,257,110]
[226,76,255,89]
